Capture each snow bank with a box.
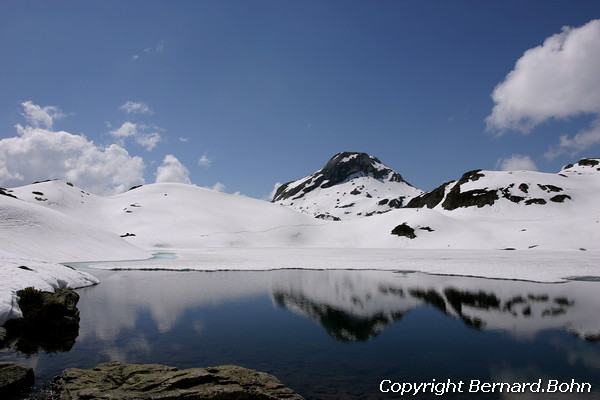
[85,247,600,284]
[0,250,99,325]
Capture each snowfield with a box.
[1,158,599,323]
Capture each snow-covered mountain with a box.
[272,152,423,220]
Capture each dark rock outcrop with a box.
[0,188,18,199]
[405,181,453,209]
[0,362,34,399]
[53,362,304,400]
[2,287,80,354]
[391,223,417,239]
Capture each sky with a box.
[1,1,599,198]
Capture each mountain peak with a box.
[272,152,422,220]
[318,152,407,187]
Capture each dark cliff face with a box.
[272,152,408,202]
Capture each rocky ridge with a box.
[405,158,600,212]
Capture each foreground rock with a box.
[0,362,34,398]
[54,361,304,400]
[2,287,80,354]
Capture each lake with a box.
[2,267,600,399]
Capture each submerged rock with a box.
[54,361,304,400]
[0,362,34,398]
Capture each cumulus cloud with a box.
[109,122,163,151]
[209,182,226,192]
[110,121,138,138]
[135,132,161,151]
[155,154,191,184]
[495,154,538,171]
[1,127,144,195]
[545,119,600,159]
[198,153,212,167]
[20,101,65,129]
[119,101,153,115]
[486,19,600,158]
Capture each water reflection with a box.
[2,268,600,399]
[270,270,600,342]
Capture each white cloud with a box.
[179,137,189,143]
[136,132,162,151]
[486,19,600,158]
[109,122,163,151]
[110,121,138,138]
[210,182,226,192]
[495,154,538,171]
[487,19,600,133]
[155,154,191,184]
[545,119,600,159]
[198,153,212,167]
[1,126,144,195]
[119,101,153,115]
[20,101,65,129]
[269,182,282,201]
[143,41,166,56]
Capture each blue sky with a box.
[1,1,599,197]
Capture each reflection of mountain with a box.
[273,290,404,342]
[411,287,575,331]
[271,270,600,343]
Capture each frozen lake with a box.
[2,267,600,399]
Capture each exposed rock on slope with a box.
[54,362,304,400]
[272,152,422,220]
[405,158,600,212]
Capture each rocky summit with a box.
[54,361,304,400]
[272,152,422,220]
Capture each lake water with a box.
[2,268,600,399]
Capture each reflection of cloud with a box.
[74,269,600,368]
[192,321,204,334]
[77,270,267,344]
[491,364,592,400]
[551,336,600,370]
